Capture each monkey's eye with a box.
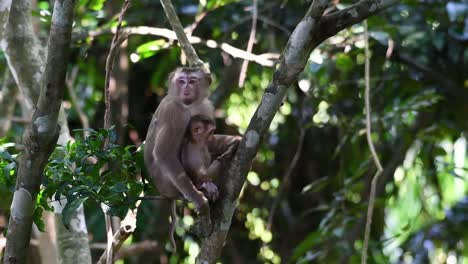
[188,78,198,84]
[177,79,186,85]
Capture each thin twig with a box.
[104,216,113,264]
[103,0,131,133]
[135,196,169,201]
[98,207,140,264]
[266,126,305,231]
[361,20,383,264]
[238,0,258,87]
[102,1,131,263]
[160,0,203,67]
[266,86,308,231]
[180,9,210,65]
[185,11,208,36]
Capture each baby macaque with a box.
[181,115,222,202]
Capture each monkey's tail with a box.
[169,200,178,252]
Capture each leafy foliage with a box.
[42,127,144,228]
[0,139,16,211]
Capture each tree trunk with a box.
[3,0,77,262]
[0,69,17,137]
[54,205,92,264]
[33,212,58,264]
[1,0,92,262]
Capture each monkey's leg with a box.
[172,172,209,211]
[171,173,213,237]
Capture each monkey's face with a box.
[190,121,215,143]
[175,73,200,104]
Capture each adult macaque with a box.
[144,67,241,245]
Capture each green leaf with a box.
[136,40,167,59]
[62,197,88,229]
[33,207,45,232]
[0,148,13,161]
[3,162,16,180]
[110,182,129,193]
[335,53,354,73]
[291,231,322,262]
[89,0,107,11]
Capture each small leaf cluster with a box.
[42,127,144,228]
[0,139,17,190]
[0,139,16,212]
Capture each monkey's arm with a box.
[153,100,208,209]
[208,135,242,163]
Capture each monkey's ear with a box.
[167,69,180,96]
[205,73,212,85]
[168,70,176,82]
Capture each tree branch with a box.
[92,240,159,260]
[104,0,131,132]
[361,20,383,264]
[101,1,131,263]
[0,69,18,138]
[160,0,203,67]
[1,0,45,111]
[4,0,76,262]
[196,1,329,262]
[0,0,12,40]
[97,208,139,264]
[196,0,399,262]
[266,125,305,230]
[66,67,90,136]
[315,0,399,46]
[84,26,278,67]
[238,0,258,87]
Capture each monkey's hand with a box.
[216,141,240,164]
[199,181,219,202]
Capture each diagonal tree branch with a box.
[196,0,399,262]
[197,0,329,262]
[316,0,399,46]
[160,0,203,67]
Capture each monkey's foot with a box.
[188,215,213,238]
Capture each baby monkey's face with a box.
[190,121,215,143]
